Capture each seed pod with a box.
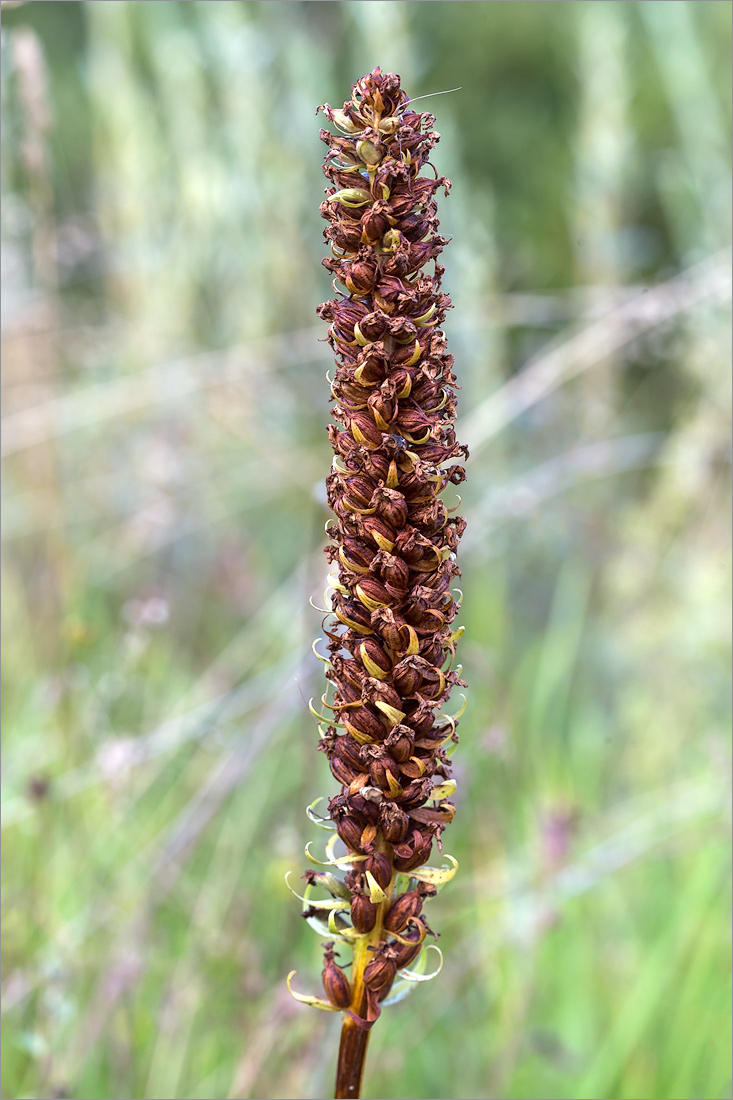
[368,752,401,792]
[337,734,366,770]
[367,389,396,429]
[343,792,377,825]
[356,576,392,611]
[394,834,433,873]
[330,753,361,786]
[333,678,362,709]
[359,310,388,341]
[392,656,425,696]
[379,802,409,844]
[330,658,365,693]
[398,757,427,781]
[364,679,403,713]
[337,816,365,852]
[363,950,397,995]
[322,944,352,1009]
[349,412,383,448]
[359,638,392,679]
[341,537,375,572]
[331,221,363,251]
[344,475,378,509]
[334,596,373,635]
[372,487,408,529]
[384,890,423,933]
[368,607,410,653]
[418,635,444,667]
[364,850,392,890]
[345,705,386,743]
[372,553,410,593]
[361,204,391,244]
[359,515,396,551]
[383,724,414,764]
[418,665,446,700]
[351,890,378,933]
[402,699,435,736]
[356,138,384,165]
[360,451,390,483]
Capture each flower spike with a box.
[291,67,467,1099]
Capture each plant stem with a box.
[334,860,396,1099]
[335,1009,371,1099]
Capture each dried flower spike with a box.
[290,68,467,1100]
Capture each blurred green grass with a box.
[1,3,731,1099]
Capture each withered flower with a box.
[288,68,466,1100]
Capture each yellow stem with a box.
[334,839,396,1099]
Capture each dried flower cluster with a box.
[289,69,466,1065]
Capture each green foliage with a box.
[1,3,730,1098]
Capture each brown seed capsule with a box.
[337,816,365,852]
[358,310,388,341]
[368,752,401,792]
[359,637,392,679]
[367,389,396,429]
[392,656,425,696]
[384,890,423,933]
[383,723,414,764]
[343,475,377,509]
[351,891,378,933]
[379,802,409,844]
[330,656,365,692]
[369,607,410,653]
[330,753,361,786]
[359,515,396,551]
[398,757,428,780]
[356,576,392,610]
[372,552,410,593]
[364,850,392,890]
[363,950,397,996]
[418,665,446,700]
[349,412,383,448]
[341,537,375,572]
[336,734,366,770]
[322,944,352,1009]
[361,204,391,244]
[371,487,408,529]
[365,679,403,714]
[402,698,435,736]
[348,792,381,824]
[345,705,386,743]
[393,835,433,872]
[334,596,374,634]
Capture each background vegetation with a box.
[1,3,731,1098]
